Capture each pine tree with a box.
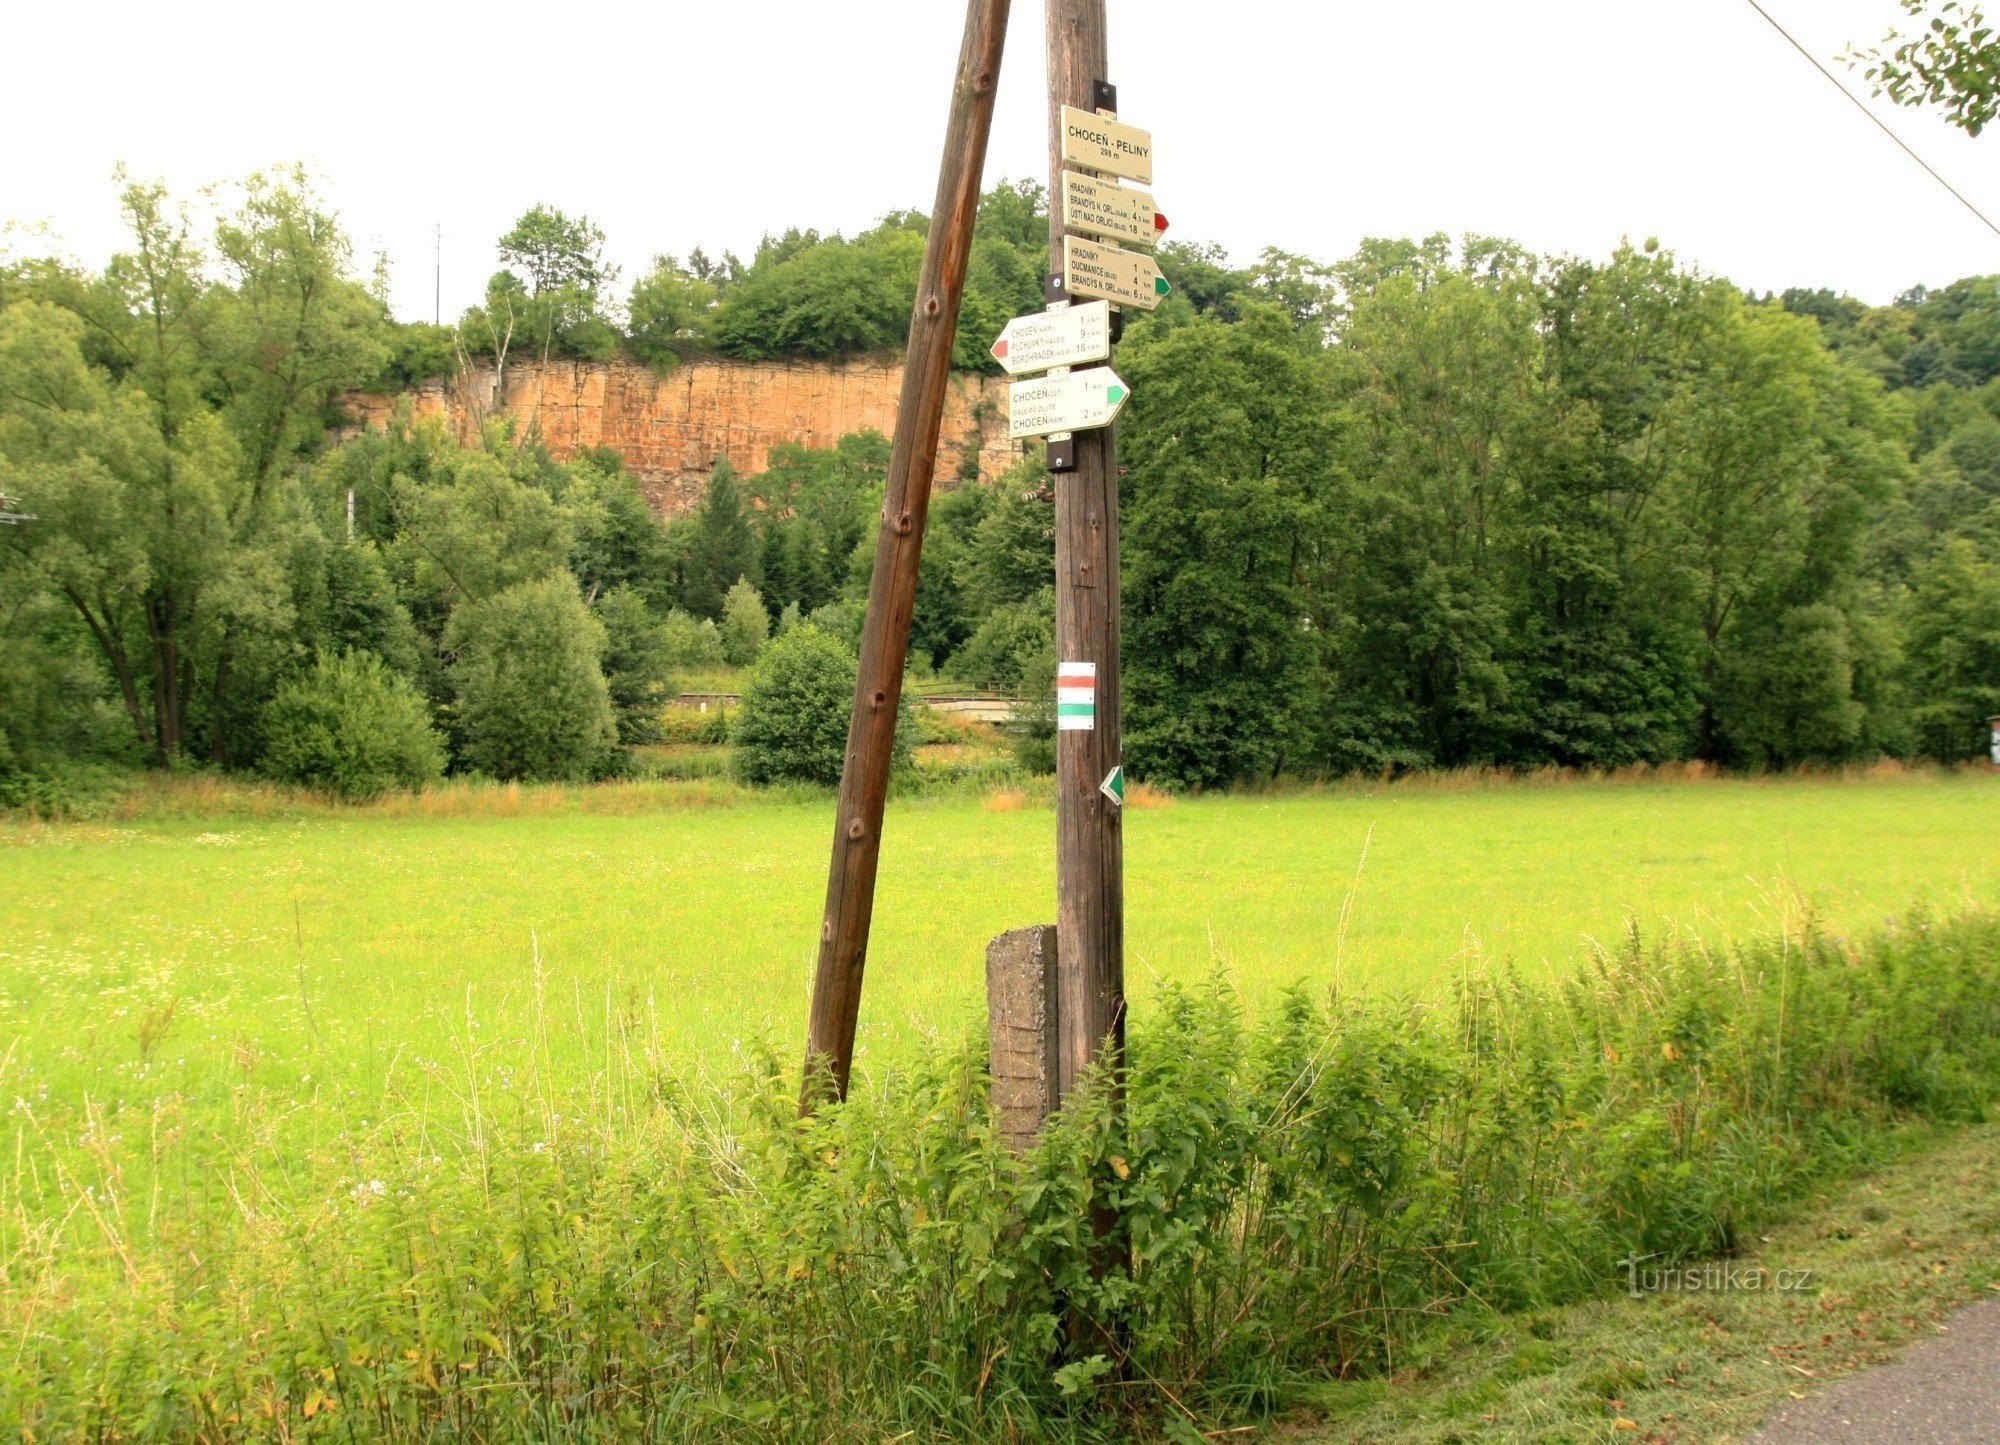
[679,460,757,620]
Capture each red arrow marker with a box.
[1154,212,1170,237]
[991,337,1008,361]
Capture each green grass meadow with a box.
[5,772,1995,1110]
[5,769,2000,1436]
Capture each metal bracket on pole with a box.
[1092,78,1117,114]
[1042,275,1080,472]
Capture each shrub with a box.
[447,574,618,781]
[655,701,736,745]
[625,257,716,369]
[660,608,727,672]
[948,590,1054,692]
[807,597,866,650]
[1721,604,1867,766]
[720,577,770,666]
[1009,642,1058,775]
[735,624,912,785]
[710,229,925,360]
[1905,538,2000,758]
[595,587,678,744]
[0,756,127,819]
[258,651,445,799]
[369,320,460,392]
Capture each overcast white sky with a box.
[3,0,1994,321]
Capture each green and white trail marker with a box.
[1099,765,1125,807]
[1057,660,1097,732]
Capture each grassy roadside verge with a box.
[1280,1121,2000,1443]
[8,905,1999,1439]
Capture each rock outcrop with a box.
[343,355,1022,518]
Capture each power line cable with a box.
[1742,0,2000,243]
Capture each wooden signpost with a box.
[807,0,1146,1239]
[1046,0,1130,1334]
[1044,1,1129,1142]
[1061,172,1167,249]
[978,1,1149,1171]
[1063,235,1170,309]
[1007,366,1130,439]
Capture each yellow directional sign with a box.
[1008,366,1131,439]
[1062,172,1168,249]
[1060,105,1153,185]
[990,300,1113,376]
[1063,236,1171,311]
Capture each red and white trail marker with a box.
[1058,660,1097,732]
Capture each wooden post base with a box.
[986,925,1059,1151]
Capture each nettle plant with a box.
[4,912,1999,1438]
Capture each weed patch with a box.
[5,912,1999,1438]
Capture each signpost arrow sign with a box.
[1008,366,1131,440]
[1099,764,1125,808]
[990,300,1112,376]
[1062,172,1168,249]
[1060,105,1153,185]
[1063,235,1171,311]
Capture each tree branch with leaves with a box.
[1853,0,2000,135]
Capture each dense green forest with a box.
[5,168,2000,801]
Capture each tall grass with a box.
[17,753,1980,828]
[4,910,1998,1439]
[1245,755,1984,798]
[79,770,779,821]
[12,735,1028,825]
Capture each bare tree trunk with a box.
[63,586,152,755]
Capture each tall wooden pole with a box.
[1047,0,1126,1104]
[801,0,1011,1110]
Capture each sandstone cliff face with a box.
[344,355,1022,518]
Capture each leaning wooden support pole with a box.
[800,0,1011,1112]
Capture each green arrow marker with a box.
[1106,383,1128,406]
[1100,765,1125,807]
[1153,276,1172,297]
